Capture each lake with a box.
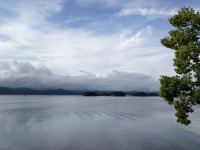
[0,96,199,150]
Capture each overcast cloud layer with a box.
[0,0,198,91]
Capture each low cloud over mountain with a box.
[0,61,159,91]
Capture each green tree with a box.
[160,7,200,125]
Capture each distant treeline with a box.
[0,87,81,95]
[0,87,159,96]
[83,91,159,96]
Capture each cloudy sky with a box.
[0,0,199,91]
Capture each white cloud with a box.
[0,0,175,90]
[118,7,177,17]
[76,0,177,18]
[0,14,169,76]
[0,0,63,20]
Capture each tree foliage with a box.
[160,7,200,125]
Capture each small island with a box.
[83,91,126,96]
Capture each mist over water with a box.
[0,96,199,150]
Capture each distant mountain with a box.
[0,87,159,96]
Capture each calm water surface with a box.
[0,96,199,150]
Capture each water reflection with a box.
[0,96,199,150]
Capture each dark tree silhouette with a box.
[160,7,200,125]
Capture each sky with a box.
[0,0,199,91]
